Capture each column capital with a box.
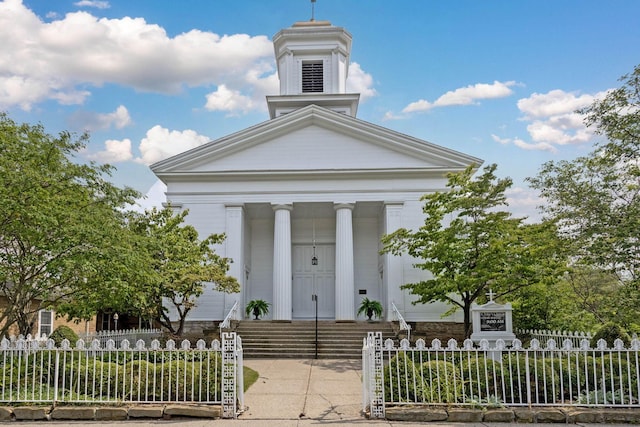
[334,202,354,211]
[224,203,245,208]
[272,203,293,212]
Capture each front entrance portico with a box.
[233,201,384,321]
[271,202,355,321]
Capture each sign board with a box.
[480,312,506,332]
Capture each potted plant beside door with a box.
[246,299,270,320]
[357,297,383,321]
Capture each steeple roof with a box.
[267,20,358,118]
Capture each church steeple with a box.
[266,20,360,119]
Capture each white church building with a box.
[151,19,483,326]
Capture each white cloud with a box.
[492,134,557,153]
[494,89,607,152]
[402,99,433,114]
[382,111,407,121]
[205,84,258,114]
[505,186,543,223]
[526,115,592,146]
[0,1,378,115]
[491,134,510,145]
[403,81,516,113]
[89,138,133,163]
[346,62,377,101]
[135,125,211,165]
[0,0,273,110]
[513,138,557,153]
[74,1,110,9]
[517,89,601,119]
[70,105,132,131]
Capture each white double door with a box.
[292,244,335,319]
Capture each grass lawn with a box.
[243,365,259,391]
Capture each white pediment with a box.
[190,126,435,172]
[152,105,482,177]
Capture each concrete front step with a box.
[235,320,396,359]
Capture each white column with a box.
[334,203,355,321]
[272,204,293,321]
[383,202,404,321]
[224,204,244,317]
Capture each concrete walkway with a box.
[240,358,370,423]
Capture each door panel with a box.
[292,245,335,318]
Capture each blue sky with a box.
[2,0,639,220]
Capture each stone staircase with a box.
[234,320,396,359]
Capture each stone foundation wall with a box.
[383,406,640,424]
[0,405,222,421]
[397,321,466,343]
[170,321,220,339]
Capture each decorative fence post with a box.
[221,332,238,419]
[366,331,385,419]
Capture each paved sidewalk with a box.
[240,358,370,423]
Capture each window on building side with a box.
[302,61,323,93]
[38,309,53,337]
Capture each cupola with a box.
[266,20,360,119]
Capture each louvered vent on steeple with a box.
[267,21,360,118]
[302,61,323,93]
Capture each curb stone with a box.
[95,407,128,421]
[0,407,14,421]
[483,408,515,422]
[536,408,566,422]
[385,406,640,424]
[127,405,165,418]
[447,408,484,422]
[164,404,222,419]
[12,407,49,421]
[513,408,535,422]
[0,405,223,421]
[50,407,96,420]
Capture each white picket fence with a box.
[518,329,593,348]
[363,332,640,419]
[78,328,163,348]
[0,332,244,418]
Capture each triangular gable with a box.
[151,105,482,175]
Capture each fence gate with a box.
[222,331,241,418]
[363,332,385,418]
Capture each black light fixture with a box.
[311,219,318,265]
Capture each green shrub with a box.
[54,350,224,401]
[384,352,460,403]
[49,325,79,347]
[420,359,460,403]
[591,323,631,348]
[384,352,425,402]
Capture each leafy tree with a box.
[510,269,607,333]
[128,208,239,336]
[0,113,139,336]
[382,164,564,337]
[528,64,640,316]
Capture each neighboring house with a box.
[0,296,96,338]
[151,19,483,331]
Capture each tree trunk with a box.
[157,310,176,335]
[463,304,472,339]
